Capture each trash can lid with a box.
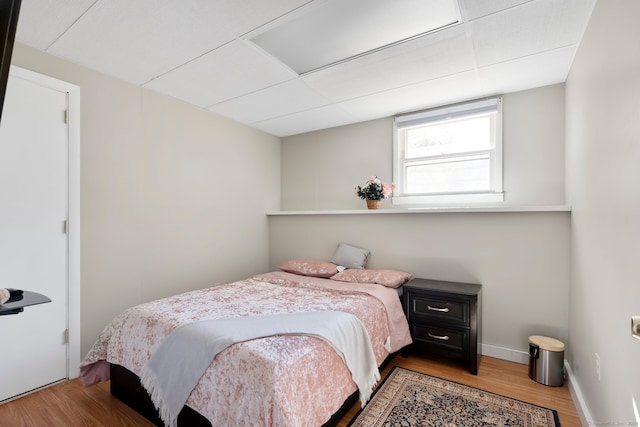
[529,335,565,352]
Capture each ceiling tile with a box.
[250,0,459,74]
[470,0,595,68]
[208,80,330,125]
[251,104,360,137]
[45,0,310,84]
[338,71,483,121]
[15,0,95,50]
[477,46,575,94]
[458,0,530,21]
[13,0,596,136]
[144,40,295,108]
[303,24,475,102]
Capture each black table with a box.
[403,278,482,374]
[0,291,51,315]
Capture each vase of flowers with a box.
[354,176,395,209]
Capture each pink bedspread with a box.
[81,271,412,426]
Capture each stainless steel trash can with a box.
[528,335,564,386]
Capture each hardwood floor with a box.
[0,353,581,427]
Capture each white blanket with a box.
[139,310,380,427]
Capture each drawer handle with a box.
[428,333,450,341]
[427,305,449,313]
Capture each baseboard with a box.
[481,343,529,364]
[564,361,593,427]
[481,343,593,426]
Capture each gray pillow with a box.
[331,243,370,269]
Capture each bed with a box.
[80,269,412,426]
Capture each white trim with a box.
[393,192,504,206]
[493,98,503,193]
[481,343,529,364]
[565,361,594,427]
[66,76,81,378]
[393,97,503,205]
[9,66,81,378]
[267,205,571,215]
[395,97,499,127]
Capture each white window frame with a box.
[393,97,503,206]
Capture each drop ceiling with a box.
[15,0,595,137]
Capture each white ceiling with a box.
[15,0,595,137]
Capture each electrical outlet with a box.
[595,353,601,381]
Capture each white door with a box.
[0,70,69,401]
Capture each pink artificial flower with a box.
[382,183,396,197]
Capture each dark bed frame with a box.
[110,352,398,427]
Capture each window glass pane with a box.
[406,156,490,194]
[405,114,492,159]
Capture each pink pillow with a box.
[330,269,412,288]
[277,259,339,278]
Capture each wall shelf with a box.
[267,205,571,216]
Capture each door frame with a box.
[9,65,81,377]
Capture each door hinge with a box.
[64,109,69,124]
[63,329,69,344]
[62,219,68,234]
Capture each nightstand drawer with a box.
[403,278,481,374]
[411,295,468,326]
[412,325,466,351]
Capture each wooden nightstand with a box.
[404,278,482,374]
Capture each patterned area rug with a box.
[348,367,560,427]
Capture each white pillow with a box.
[331,243,370,269]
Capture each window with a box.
[393,97,503,205]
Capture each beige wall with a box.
[281,84,566,211]
[269,211,570,353]
[566,1,640,424]
[12,43,281,357]
[273,84,570,354]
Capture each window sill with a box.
[267,205,571,216]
